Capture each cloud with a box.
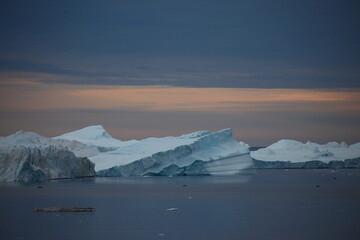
[1,0,360,88]
[1,56,360,88]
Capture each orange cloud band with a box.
[0,84,359,113]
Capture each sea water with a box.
[1,169,360,240]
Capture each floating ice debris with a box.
[166,208,179,211]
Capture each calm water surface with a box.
[1,169,360,240]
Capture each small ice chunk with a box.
[166,208,179,211]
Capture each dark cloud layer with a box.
[1,0,359,88]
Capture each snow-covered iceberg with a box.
[55,125,255,176]
[251,139,360,169]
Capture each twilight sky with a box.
[0,0,359,146]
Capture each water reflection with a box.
[94,175,254,184]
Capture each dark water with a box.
[1,169,360,240]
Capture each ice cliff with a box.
[251,139,360,169]
[0,146,95,183]
[0,131,96,183]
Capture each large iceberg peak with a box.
[56,125,113,140]
[54,125,133,149]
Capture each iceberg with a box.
[55,126,255,176]
[1,125,254,179]
[251,139,360,169]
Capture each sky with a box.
[0,0,359,146]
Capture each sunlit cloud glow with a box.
[1,84,359,113]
